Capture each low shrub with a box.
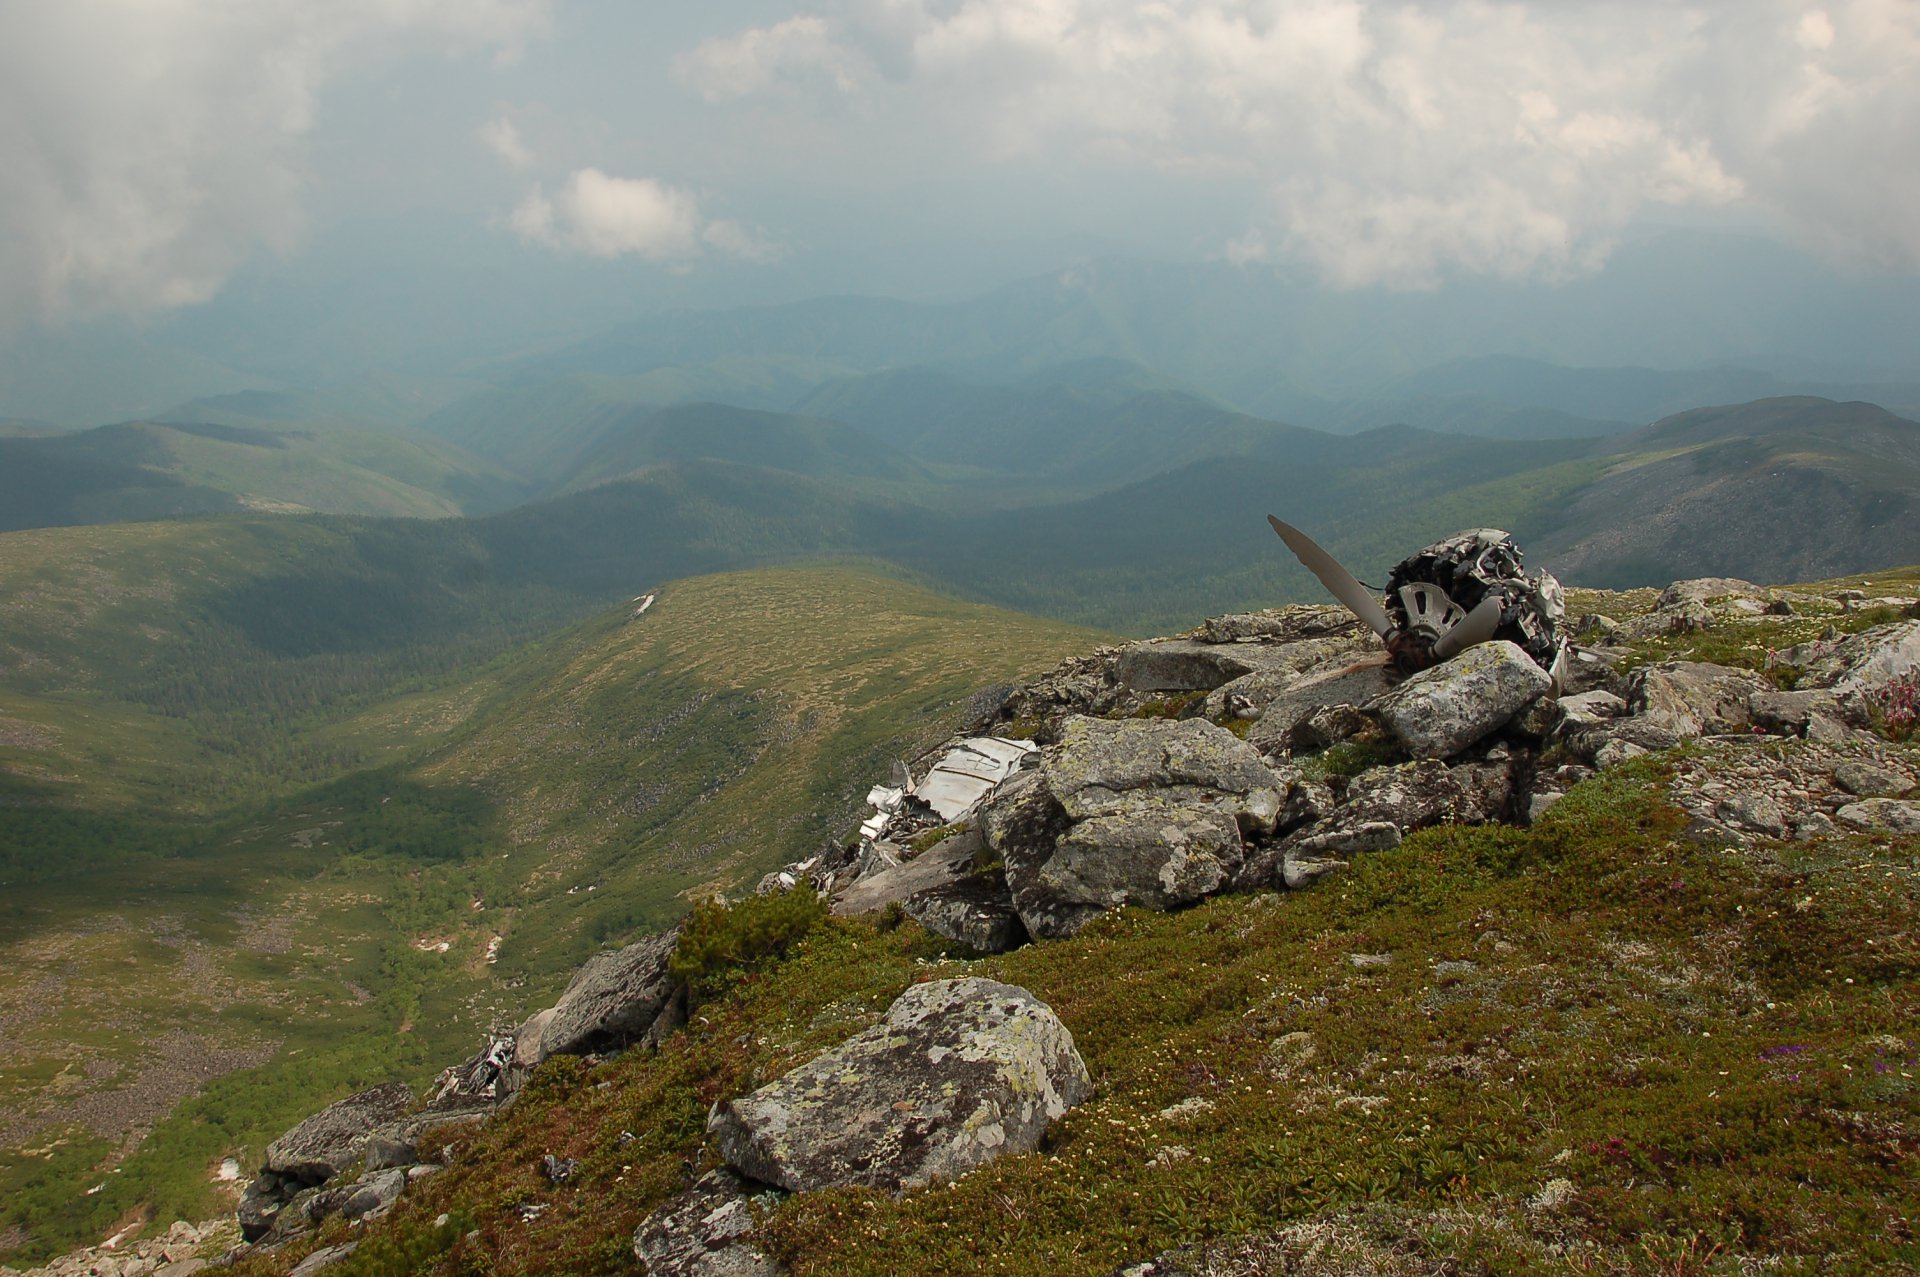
[669,887,830,1007]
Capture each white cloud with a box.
[512,169,777,264]
[0,0,551,322]
[702,219,785,264]
[684,0,1920,286]
[673,15,860,101]
[479,116,535,169]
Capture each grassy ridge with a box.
[0,564,1099,1263]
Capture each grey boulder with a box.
[1837,799,1920,835]
[831,828,983,918]
[524,927,683,1061]
[708,978,1091,1194]
[1628,662,1767,736]
[993,717,1284,938]
[1341,759,1514,830]
[1046,717,1283,834]
[1240,665,1395,754]
[1787,621,1920,693]
[264,1082,415,1185]
[902,873,1026,953]
[1029,796,1246,931]
[632,1169,785,1277]
[1371,642,1552,759]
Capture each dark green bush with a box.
[669,887,829,1006]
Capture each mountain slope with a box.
[186,570,1920,1277]
[560,403,929,491]
[0,418,525,530]
[1531,397,1920,586]
[0,566,1099,1261]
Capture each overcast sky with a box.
[2,0,1916,327]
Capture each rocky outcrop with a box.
[522,927,684,1064]
[239,1083,417,1243]
[1627,661,1768,737]
[707,978,1090,1194]
[1240,664,1394,754]
[901,873,1026,953]
[263,1082,413,1185]
[988,717,1285,939]
[1371,642,1552,759]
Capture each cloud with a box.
[479,116,535,170]
[673,15,860,101]
[0,0,550,323]
[683,0,1920,286]
[511,169,778,264]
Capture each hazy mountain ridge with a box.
[0,416,525,531]
[1532,397,1920,586]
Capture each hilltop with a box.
[11,564,1907,1277]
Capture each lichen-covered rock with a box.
[238,1173,294,1242]
[1236,820,1400,892]
[1747,688,1840,736]
[708,978,1091,1194]
[1658,577,1761,608]
[263,1082,414,1186]
[1241,664,1395,755]
[632,1169,785,1277]
[290,1244,361,1277]
[1784,621,1920,693]
[902,874,1026,953]
[1114,639,1263,692]
[1627,661,1768,736]
[1027,797,1246,931]
[528,927,682,1061]
[979,768,1071,859]
[1836,799,1920,835]
[1371,642,1552,759]
[984,718,1283,938]
[1046,717,1283,834]
[1833,760,1911,797]
[339,1167,407,1221]
[1341,760,1514,830]
[1200,606,1360,644]
[832,829,983,918]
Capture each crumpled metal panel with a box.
[912,738,1038,822]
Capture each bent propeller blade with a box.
[1267,515,1393,639]
[1430,595,1503,661]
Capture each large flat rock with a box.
[1046,717,1282,832]
[708,978,1090,1194]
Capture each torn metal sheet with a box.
[912,738,1039,822]
[853,737,1038,846]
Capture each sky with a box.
[1,1,1916,334]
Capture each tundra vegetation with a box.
[0,481,1915,1270]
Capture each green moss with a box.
[1297,736,1399,780]
[907,821,971,854]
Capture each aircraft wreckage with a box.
[1268,516,1570,691]
[830,521,1571,868]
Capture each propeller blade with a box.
[1267,516,1393,639]
[1430,595,1503,661]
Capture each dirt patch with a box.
[0,715,57,750]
